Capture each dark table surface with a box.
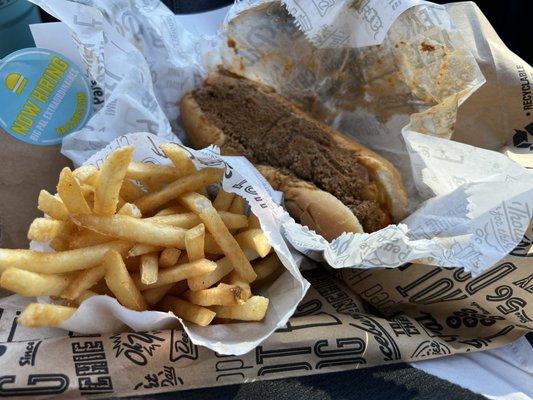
[116,363,487,400]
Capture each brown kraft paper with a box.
[0,233,531,399]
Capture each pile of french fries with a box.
[0,144,285,328]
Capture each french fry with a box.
[80,184,95,207]
[127,162,178,179]
[254,253,284,282]
[225,270,252,301]
[0,268,73,296]
[126,162,182,186]
[61,264,106,300]
[144,213,200,229]
[185,224,205,262]
[75,290,98,304]
[159,248,181,268]
[38,190,69,221]
[154,205,188,216]
[143,284,173,306]
[210,296,269,321]
[144,211,247,230]
[183,283,246,306]
[146,181,166,193]
[140,253,159,285]
[187,249,259,291]
[135,168,223,213]
[219,212,248,230]
[1,145,277,328]
[49,236,70,251]
[213,190,235,211]
[117,202,142,218]
[235,229,271,258]
[68,229,111,249]
[79,183,94,193]
[229,196,246,215]
[57,167,92,215]
[160,143,196,175]
[85,172,100,187]
[159,296,215,326]
[120,179,146,203]
[73,165,99,186]
[204,234,223,254]
[71,214,187,248]
[248,214,261,229]
[53,220,76,240]
[181,192,256,282]
[94,146,134,215]
[128,244,163,258]
[27,218,72,242]
[104,250,147,311]
[19,303,77,328]
[134,259,217,290]
[80,183,93,192]
[0,240,131,274]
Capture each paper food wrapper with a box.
[33,0,533,277]
[217,1,532,276]
[0,251,531,398]
[282,0,427,48]
[0,0,531,397]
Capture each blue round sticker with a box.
[0,48,92,145]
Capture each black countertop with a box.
[116,363,487,400]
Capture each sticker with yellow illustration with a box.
[0,48,92,145]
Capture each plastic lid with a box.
[0,48,92,146]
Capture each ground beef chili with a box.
[192,75,387,232]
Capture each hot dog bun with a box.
[181,71,408,240]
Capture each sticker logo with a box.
[5,73,27,95]
[512,122,533,151]
[0,48,93,146]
